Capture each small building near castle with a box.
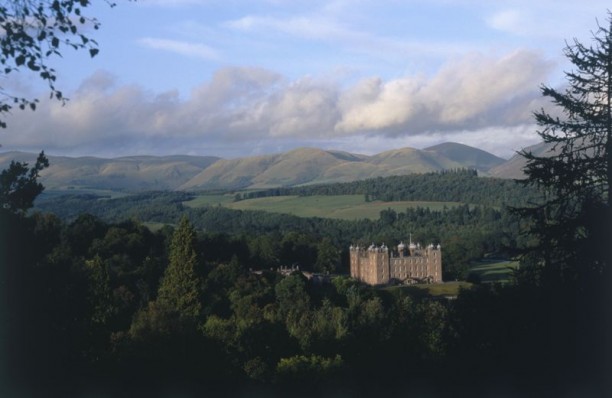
[349,240,442,285]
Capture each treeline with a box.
[235,169,539,208]
[2,209,600,396]
[36,191,524,280]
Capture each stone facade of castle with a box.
[349,240,442,285]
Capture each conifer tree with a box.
[157,216,201,320]
[518,14,612,281]
[515,14,611,393]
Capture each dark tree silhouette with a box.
[518,14,612,281]
[0,151,48,214]
[514,13,612,395]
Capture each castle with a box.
[349,239,442,285]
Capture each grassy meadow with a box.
[468,259,519,283]
[386,259,518,298]
[184,194,462,221]
[387,281,472,298]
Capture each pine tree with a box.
[157,216,201,320]
[517,14,612,281]
[515,14,612,393]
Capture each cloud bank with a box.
[1,49,552,158]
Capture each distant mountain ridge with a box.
[488,142,556,179]
[0,152,220,191]
[0,142,522,192]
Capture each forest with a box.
[0,209,600,396]
[0,155,607,396]
[35,173,526,281]
[235,168,540,208]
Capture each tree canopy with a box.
[518,13,612,281]
[0,151,48,214]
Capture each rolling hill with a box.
[0,152,220,191]
[0,142,523,192]
[488,142,555,179]
[424,142,506,171]
[180,143,506,190]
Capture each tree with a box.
[514,14,612,394]
[315,237,339,274]
[518,14,612,280]
[157,216,201,320]
[0,1,121,128]
[86,255,115,327]
[0,151,48,214]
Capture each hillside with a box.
[180,142,508,190]
[1,142,522,192]
[0,152,220,191]
[424,142,506,171]
[489,142,555,179]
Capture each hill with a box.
[489,142,556,179]
[424,142,506,171]
[1,142,522,192]
[180,143,507,190]
[0,151,220,191]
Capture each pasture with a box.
[468,259,519,283]
[387,281,472,298]
[184,194,462,221]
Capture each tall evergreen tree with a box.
[515,13,612,395]
[518,14,612,281]
[157,216,201,320]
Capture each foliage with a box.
[0,151,48,213]
[516,15,612,278]
[36,187,525,278]
[239,169,539,208]
[509,14,612,394]
[157,216,202,320]
[1,204,605,395]
[275,354,343,384]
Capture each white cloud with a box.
[336,49,552,135]
[486,9,526,35]
[1,49,554,157]
[138,37,220,60]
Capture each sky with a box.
[1,0,610,159]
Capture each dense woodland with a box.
[0,209,603,396]
[36,175,526,281]
[235,169,540,208]
[0,159,606,396]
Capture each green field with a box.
[385,260,519,298]
[387,281,472,298]
[184,194,462,220]
[468,259,519,283]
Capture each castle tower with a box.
[349,245,361,280]
[425,243,442,283]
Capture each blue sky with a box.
[1,0,610,159]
